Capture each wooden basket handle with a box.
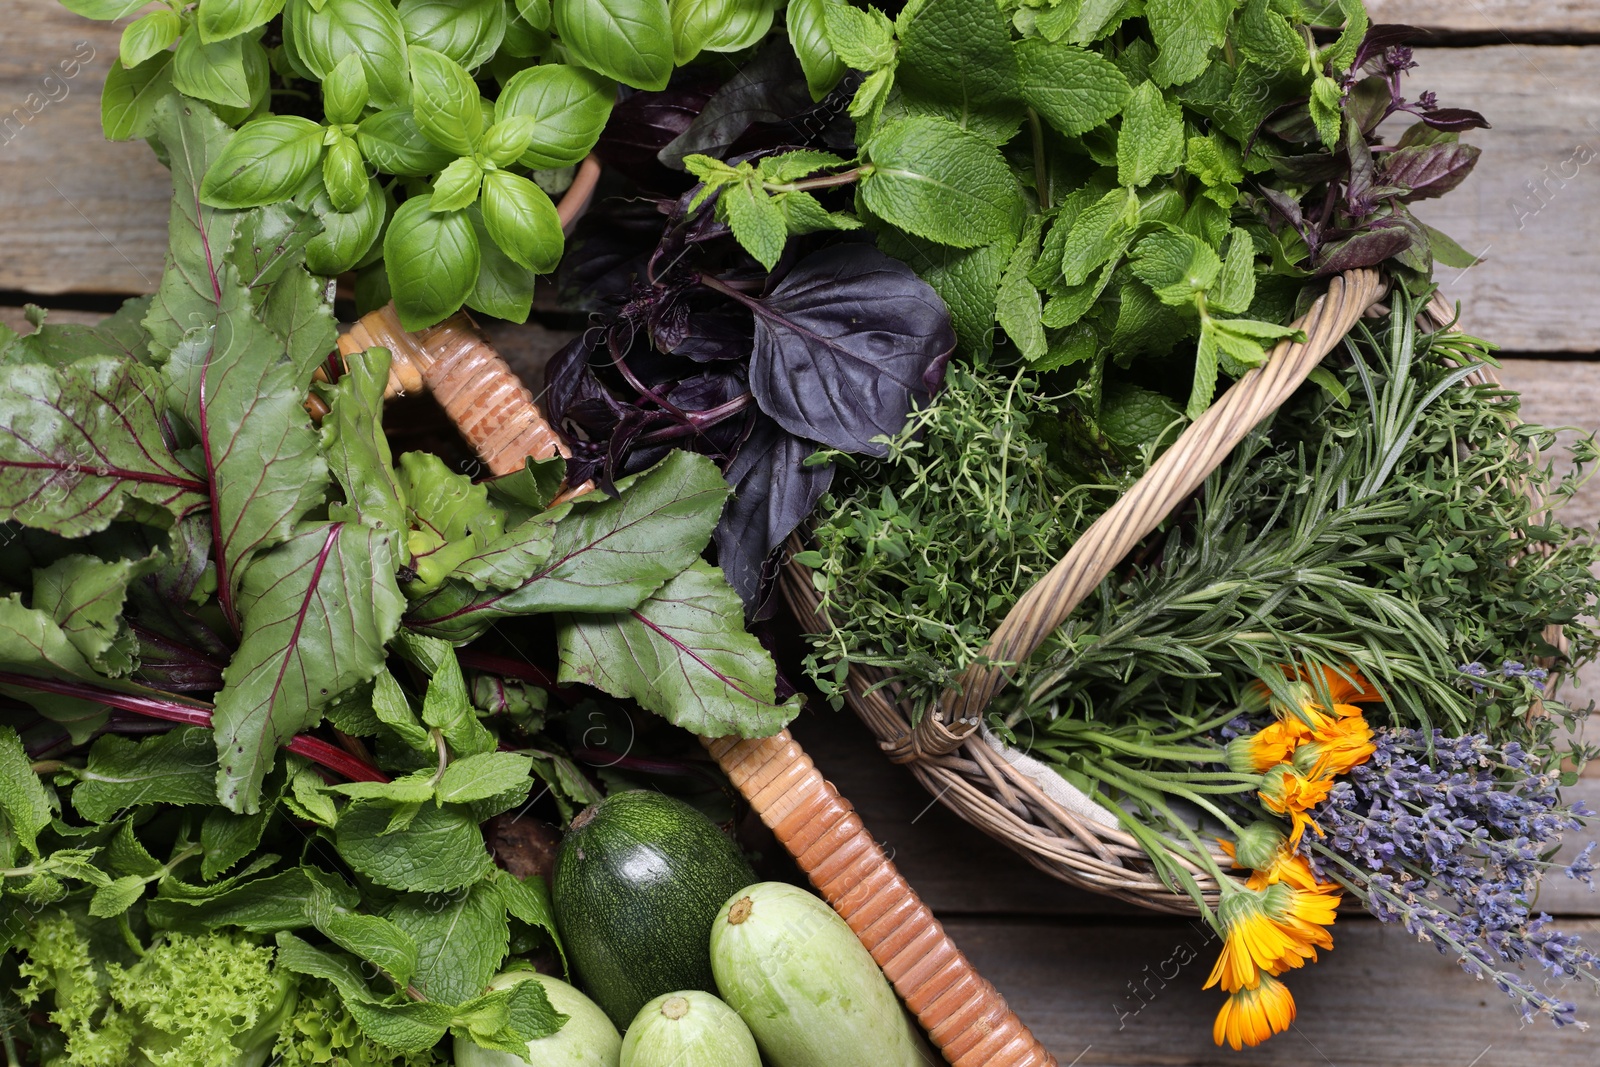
[903,268,1387,761]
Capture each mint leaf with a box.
[1310,74,1343,148]
[896,0,1021,132]
[417,643,498,757]
[821,1,895,69]
[274,931,456,1050]
[1059,187,1140,286]
[878,229,1011,357]
[491,868,565,968]
[996,217,1046,361]
[1117,82,1184,188]
[388,882,509,1005]
[405,451,729,640]
[213,523,405,813]
[148,868,327,932]
[328,769,438,803]
[437,752,534,804]
[0,726,52,859]
[1211,228,1257,314]
[336,799,494,892]
[1016,38,1130,137]
[373,668,434,751]
[306,876,420,988]
[722,180,787,271]
[73,728,218,823]
[0,359,207,538]
[89,874,148,918]
[558,560,802,738]
[1131,230,1221,307]
[861,116,1020,248]
[1100,382,1184,452]
[1235,0,1309,71]
[1145,0,1231,88]
[320,347,410,537]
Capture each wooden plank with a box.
[3,13,1599,356]
[949,916,1600,1066]
[0,8,169,294]
[1369,1,1600,36]
[1406,47,1600,352]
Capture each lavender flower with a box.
[1312,727,1598,1026]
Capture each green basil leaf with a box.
[787,0,846,101]
[323,135,369,212]
[398,0,507,70]
[101,50,174,142]
[172,30,252,108]
[357,108,458,176]
[431,156,484,212]
[409,45,484,154]
[480,170,563,273]
[384,197,481,330]
[210,36,273,127]
[552,0,673,91]
[201,116,327,209]
[322,52,372,126]
[120,10,182,70]
[516,0,551,31]
[671,0,774,65]
[495,63,616,169]
[306,178,387,275]
[465,206,537,322]
[58,0,146,18]
[480,115,539,168]
[860,115,1019,248]
[290,0,412,109]
[197,0,287,43]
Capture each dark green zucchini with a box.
[553,791,756,1027]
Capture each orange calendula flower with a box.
[1205,885,1325,993]
[1225,720,1300,775]
[1293,714,1376,780]
[1220,832,1332,893]
[1213,974,1297,1050]
[1257,764,1334,845]
[1259,663,1382,739]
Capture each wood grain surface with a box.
[3,11,1599,355]
[1370,0,1600,36]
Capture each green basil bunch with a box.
[68,0,790,330]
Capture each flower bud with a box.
[1232,821,1289,871]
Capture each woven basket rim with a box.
[779,269,1408,914]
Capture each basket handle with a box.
[901,268,1387,761]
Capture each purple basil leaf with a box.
[1264,152,1343,184]
[664,372,752,461]
[1383,141,1482,201]
[659,40,816,169]
[597,80,720,192]
[559,201,670,312]
[1354,25,1425,72]
[734,245,954,457]
[725,74,862,159]
[1315,222,1415,275]
[714,416,834,612]
[1418,107,1491,132]
[545,335,627,448]
[651,293,753,362]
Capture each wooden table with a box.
[4,3,1599,1064]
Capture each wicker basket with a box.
[779,268,1392,915]
[334,284,1058,1061]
